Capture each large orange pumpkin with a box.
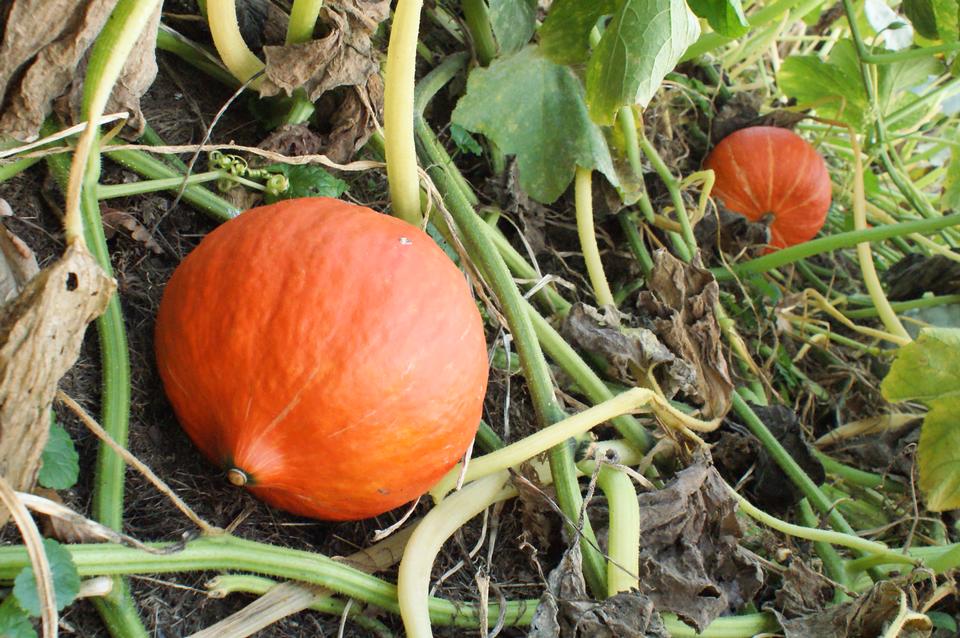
[703,126,831,249]
[154,198,489,521]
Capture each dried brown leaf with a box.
[100,206,163,254]
[882,251,960,300]
[775,581,932,638]
[773,559,835,619]
[635,249,734,418]
[634,461,763,632]
[527,545,669,638]
[0,243,114,523]
[323,73,383,163]
[258,123,325,158]
[0,0,159,141]
[0,200,40,303]
[693,208,771,261]
[561,302,697,400]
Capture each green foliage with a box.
[452,46,617,203]
[944,135,960,212]
[0,597,34,638]
[12,539,81,617]
[932,0,960,41]
[488,0,537,55]
[38,419,79,490]
[688,0,750,38]
[449,124,483,156]
[263,164,348,204]
[585,0,700,124]
[903,0,941,39]
[881,328,960,511]
[539,0,615,64]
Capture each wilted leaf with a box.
[38,421,79,490]
[489,0,537,55]
[539,0,615,65]
[324,74,384,162]
[632,462,762,631]
[13,539,80,616]
[101,206,163,254]
[688,0,750,38]
[773,560,835,619]
[0,243,114,523]
[561,303,698,400]
[452,46,617,204]
[881,328,960,510]
[263,163,348,204]
[775,581,932,638]
[527,545,669,638]
[635,250,734,418]
[0,0,159,140]
[0,201,40,303]
[585,0,700,123]
[694,208,771,261]
[258,123,325,158]
[882,251,960,300]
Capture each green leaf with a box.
[778,40,869,130]
[38,421,79,490]
[540,0,616,64]
[932,0,960,40]
[585,0,701,124]
[881,327,960,510]
[688,0,750,37]
[904,0,941,38]
[878,55,943,110]
[449,124,483,156]
[452,46,617,203]
[0,597,35,638]
[489,0,537,55]
[12,539,80,617]
[263,164,348,204]
[944,135,960,212]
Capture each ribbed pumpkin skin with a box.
[155,198,489,521]
[704,126,831,249]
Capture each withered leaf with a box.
[693,208,771,262]
[0,0,159,141]
[0,200,40,303]
[710,92,762,145]
[527,545,669,638]
[324,74,383,163]
[775,581,932,638]
[258,123,325,158]
[635,249,734,418]
[101,206,163,254]
[561,302,697,401]
[773,559,835,619]
[0,243,114,523]
[634,461,763,632]
[882,251,960,301]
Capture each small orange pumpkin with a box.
[155,198,489,521]
[703,126,832,249]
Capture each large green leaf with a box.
[585,0,700,124]
[881,327,960,511]
[539,0,616,64]
[688,0,750,37]
[904,0,941,38]
[933,0,960,40]
[778,40,869,130]
[12,539,80,616]
[452,46,617,203]
[489,0,537,55]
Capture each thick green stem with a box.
[797,498,849,590]
[711,214,960,281]
[843,294,960,319]
[813,450,906,493]
[156,25,239,87]
[575,166,615,307]
[384,0,425,225]
[596,466,640,595]
[286,0,324,44]
[0,156,42,182]
[461,0,497,65]
[617,107,643,179]
[618,211,654,277]
[415,115,607,597]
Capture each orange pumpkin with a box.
[703,126,831,249]
[154,198,489,521]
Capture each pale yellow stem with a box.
[207,0,265,86]
[575,166,615,307]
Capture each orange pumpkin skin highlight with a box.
[703,126,832,249]
[154,198,489,521]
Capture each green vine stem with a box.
[636,122,698,259]
[797,498,849,592]
[207,575,393,636]
[97,170,250,199]
[105,149,240,221]
[711,214,960,281]
[813,450,906,494]
[414,115,608,597]
[843,294,960,319]
[286,0,324,44]
[617,107,644,179]
[155,25,239,88]
[384,0,425,225]
[595,466,640,595]
[575,166,615,307]
[461,0,497,65]
[618,211,654,277]
[398,472,515,637]
[138,123,189,171]
[206,0,265,85]
[0,155,42,183]
[0,536,536,628]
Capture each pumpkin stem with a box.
[226,468,249,487]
